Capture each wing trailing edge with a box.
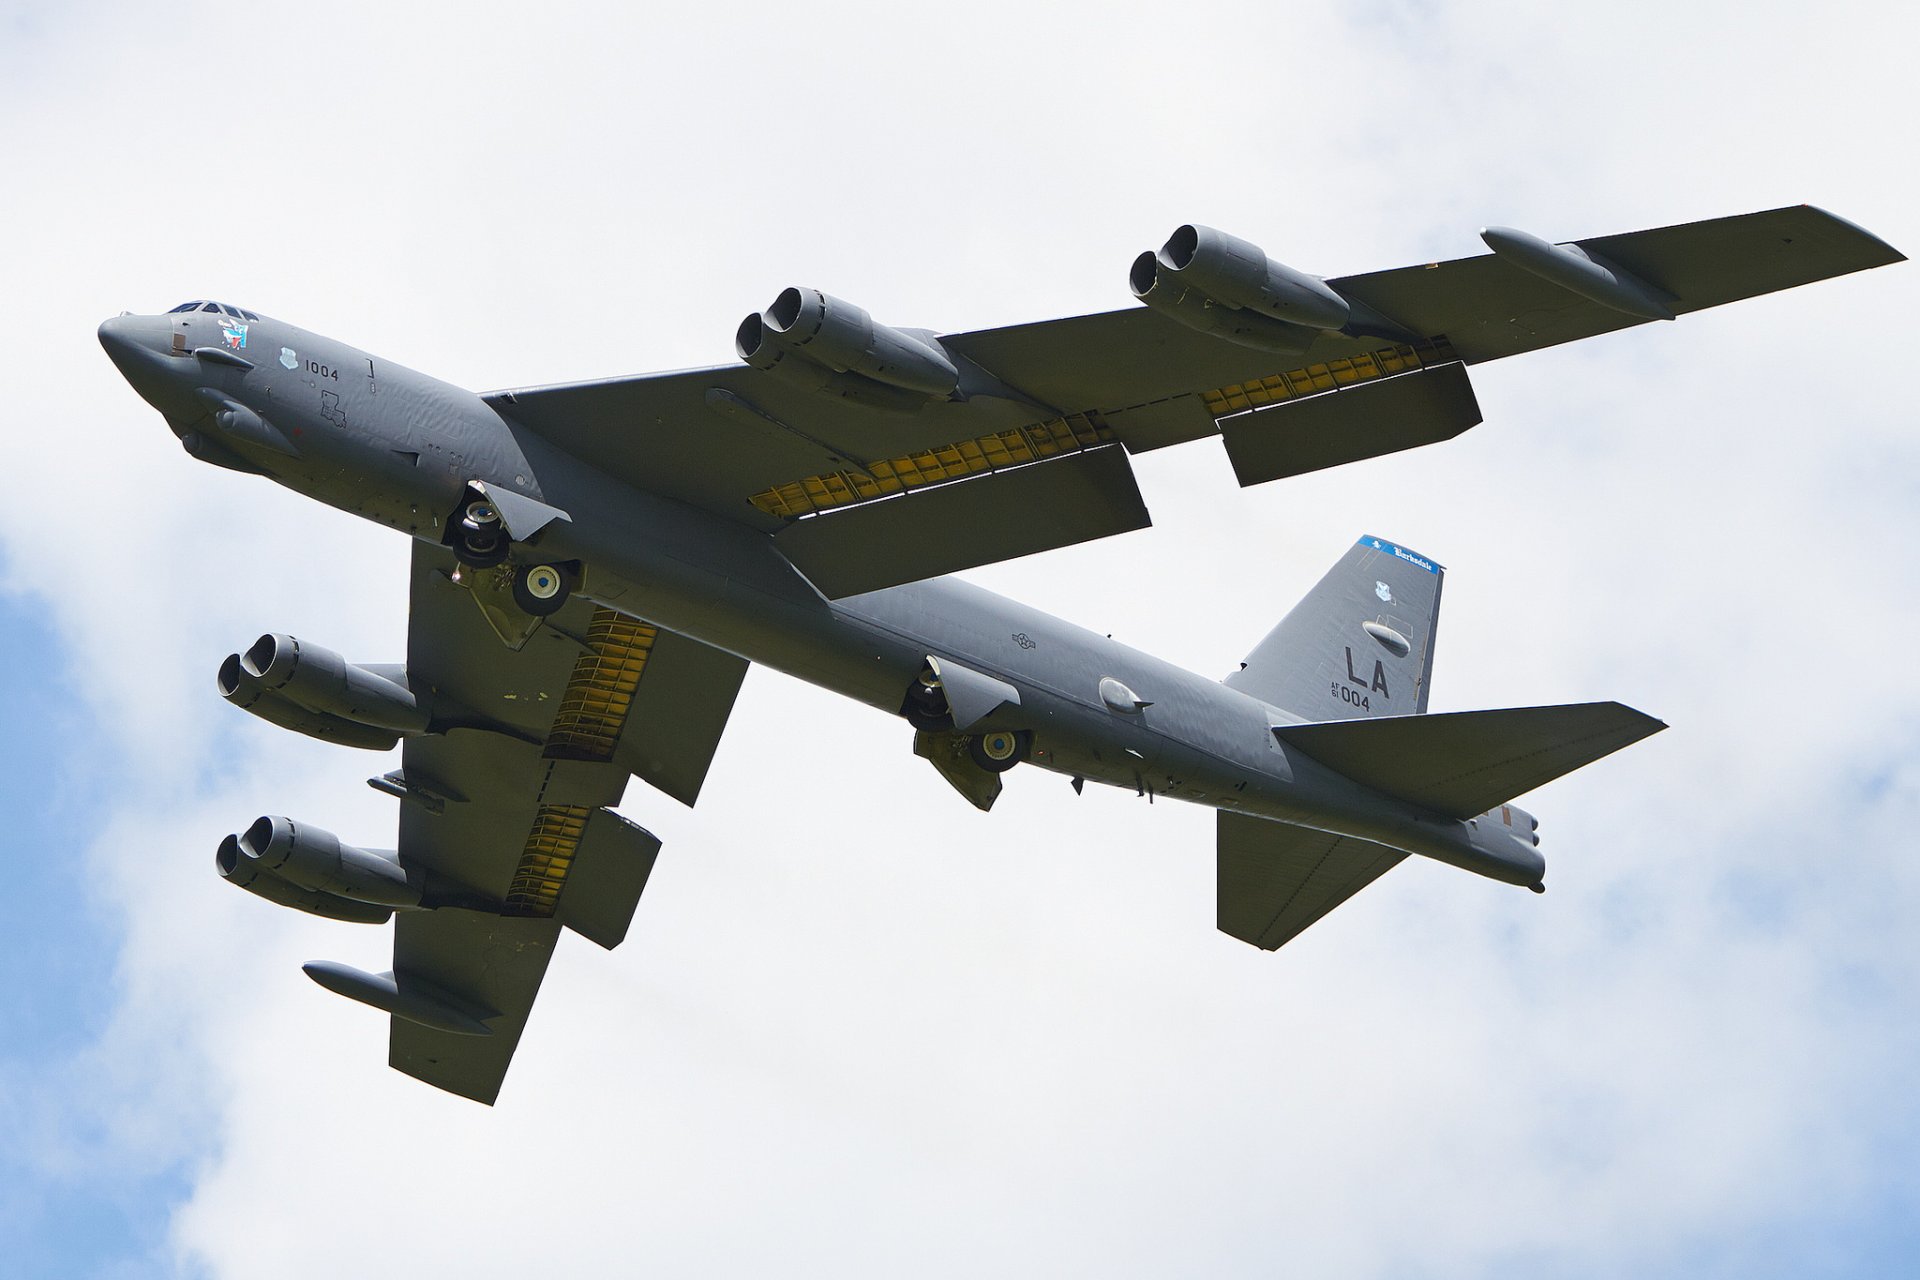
[776,444,1151,597]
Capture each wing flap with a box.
[1218,361,1482,485]
[1272,702,1666,820]
[554,809,662,950]
[487,368,1059,530]
[775,444,1151,598]
[1217,812,1407,951]
[613,626,748,806]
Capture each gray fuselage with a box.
[99,306,1543,887]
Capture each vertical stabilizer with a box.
[1224,535,1443,720]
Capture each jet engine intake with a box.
[1130,225,1351,352]
[215,831,394,924]
[736,287,958,408]
[227,815,421,908]
[218,634,427,749]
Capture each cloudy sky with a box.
[3,1,1916,1275]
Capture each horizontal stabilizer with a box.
[1218,812,1407,950]
[1273,701,1664,820]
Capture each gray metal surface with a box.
[479,207,1901,525]
[1216,813,1407,951]
[1218,362,1482,485]
[366,545,740,1098]
[1335,205,1902,363]
[613,627,748,806]
[398,548,629,892]
[390,910,562,1105]
[555,810,662,951]
[775,445,1151,598]
[1272,702,1667,820]
[94,205,1904,1103]
[1226,535,1446,720]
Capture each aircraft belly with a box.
[576,564,918,714]
[288,381,1529,862]
[385,430,1298,803]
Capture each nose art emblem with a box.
[279,347,298,370]
[1375,581,1393,603]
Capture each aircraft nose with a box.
[100,310,184,375]
[99,312,191,413]
[98,312,171,369]
[97,312,140,360]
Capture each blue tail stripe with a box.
[1357,535,1442,574]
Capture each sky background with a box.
[2,1,1916,1275]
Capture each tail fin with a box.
[1225,535,1443,719]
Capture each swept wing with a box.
[486,206,1899,596]
[353,545,747,1103]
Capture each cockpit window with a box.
[170,299,258,319]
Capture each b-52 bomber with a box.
[102,206,1900,1103]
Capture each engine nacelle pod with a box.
[736,287,958,408]
[1130,224,1351,351]
[218,659,400,750]
[231,815,421,909]
[218,634,427,748]
[215,833,393,924]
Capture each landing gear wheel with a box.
[903,676,951,732]
[512,562,571,616]
[453,499,508,568]
[968,729,1030,774]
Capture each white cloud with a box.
[3,1,1916,1275]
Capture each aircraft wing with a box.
[486,206,1898,597]
[1216,811,1407,951]
[343,544,748,1104]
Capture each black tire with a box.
[968,729,1030,774]
[512,562,571,616]
[452,499,509,568]
[902,678,951,732]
